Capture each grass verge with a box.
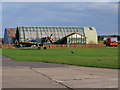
[2,48,118,69]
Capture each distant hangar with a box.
[4,26,98,44]
[4,28,16,44]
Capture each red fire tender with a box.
[105,37,118,47]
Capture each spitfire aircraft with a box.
[15,34,53,50]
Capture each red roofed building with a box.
[4,28,16,44]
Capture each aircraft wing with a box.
[20,42,41,47]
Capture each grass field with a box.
[2,47,118,69]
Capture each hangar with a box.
[4,28,16,44]
[4,26,98,44]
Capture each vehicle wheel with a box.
[115,45,117,47]
[44,47,47,50]
[106,44,107,47]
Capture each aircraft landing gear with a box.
[37,44,47,50]
[37,47,41,50]
[37,44,41,50]
[43,47,47,50]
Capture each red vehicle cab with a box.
[106,37,118,47]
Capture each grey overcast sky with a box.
[1,2,118,38]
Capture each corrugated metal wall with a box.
[17,26,85,43]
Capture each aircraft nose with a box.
[47,37,51,39]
